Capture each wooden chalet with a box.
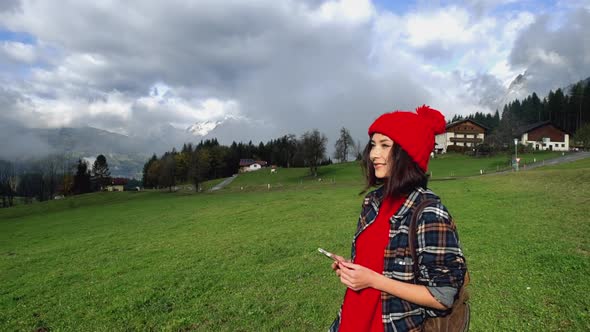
[435,119,488,153]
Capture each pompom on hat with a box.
[368,105,446,171]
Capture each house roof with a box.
[239,159,268,167]
[111,177,128,185]
[446,118,489,131]
[239,159,256,166]
[515,121,571,136]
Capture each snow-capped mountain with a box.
[499,72,590,110]
[499,71,531,108]
[186,116,275,145]
[186,120,221,136]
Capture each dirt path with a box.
[209,174,238,192]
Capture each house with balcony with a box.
[435,119,488,153]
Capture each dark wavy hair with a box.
[361,138,428,197]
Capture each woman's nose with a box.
[369,149,377,159]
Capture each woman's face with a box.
[369,133,393,179]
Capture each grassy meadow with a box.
[1,153,589,331]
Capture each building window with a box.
[562,144,565,147]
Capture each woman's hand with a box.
[338,261,380,291]
[331,254,347,272]
[331,255,351,279]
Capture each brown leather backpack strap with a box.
[408,198,437,283]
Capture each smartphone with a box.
[318,248,339,261]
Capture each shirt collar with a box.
[369,186,428,222]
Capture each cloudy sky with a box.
[1,0,589,150]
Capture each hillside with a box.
[1,155,589,331]
[221,151,563,191]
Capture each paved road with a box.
[522,151,590,169]
[493,150,590,174]
[209,174,238,192]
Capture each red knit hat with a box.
[368,105,446,171]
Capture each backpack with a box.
[408,199,470,332]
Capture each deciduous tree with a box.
[333,127,354,162]
[188,149,210,191]
[159,154,176,191]
[301,129,327,177]
[574,122,590,150]
[0,160,15,208]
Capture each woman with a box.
[329,105,467,332]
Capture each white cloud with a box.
[0,0,587,153]
[368,5,525,114]
[137,83,242,125]
[404,7,476,47]
[311,0,375,24]
[87,92,132,119]
[1,41,36,63]
[533,49,567,66]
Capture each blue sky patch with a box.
[0,29,36,44]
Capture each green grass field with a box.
[1,154,589,331]
[223,151,564,191]
[428,151,563,177]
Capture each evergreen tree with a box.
[569,82,585,132]
[208,145,227,179]
[530,92,543,122]
[73,159,91,194]
[492,110,500,129]
[547,88,566,129]
[92,154,111,190]
[142,154,158,188]
[584,82,590,127]
[496,104,515,145]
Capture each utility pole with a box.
[514,138,519,171]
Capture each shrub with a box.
[446,145,469,153]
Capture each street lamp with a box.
[514,138,519,171]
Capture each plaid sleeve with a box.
[416,201,466,315]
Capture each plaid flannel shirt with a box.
[329,187,467,332]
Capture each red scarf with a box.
[339,196,405,332]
